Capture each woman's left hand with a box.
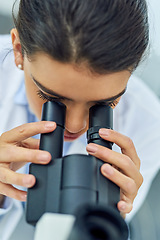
[86,128,143,218]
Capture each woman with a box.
[0,0,160,238]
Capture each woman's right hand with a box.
[0,121,56,203]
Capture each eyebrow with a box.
[31,74,127,103]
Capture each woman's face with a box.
[23,53,130,141]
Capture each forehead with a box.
[25,53,130,102]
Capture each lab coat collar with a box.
[65,137,88,156]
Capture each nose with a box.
[65,104,88,134]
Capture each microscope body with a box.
[26,101,128,240]
[26,101,119,225]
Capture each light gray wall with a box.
[135,0,160,97]
[0,0,19,34]
[147,0,160,55]
[0,1,15,15]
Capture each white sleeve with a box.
[0,165,27,239]
[113,75,160,222]
[0,197,14,217]
[0,35,30,239]
[0,199,23,240]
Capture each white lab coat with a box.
[1,35,160,239]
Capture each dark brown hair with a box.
[13,0,149,74]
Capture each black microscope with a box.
[26,101,128,240]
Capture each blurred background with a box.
[0,1,15,34]
[0,0,160,239]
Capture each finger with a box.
[101,163,137,198]
[117,201,133,215]
[99,129,140,168]
[1,121,56,143]
[0,167,36,188]
[0,145,51,164]
[0,182,27,202]
[86,143,143,187]
[21,137,40,149]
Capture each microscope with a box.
[26,101,129,240]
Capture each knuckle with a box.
[24,150,33,162]
[26,149,41,163]
[125,179,137,195]
[139,174,144,188]
[18,124,27,136]
[0,170,7,184]
[5,146,15,160]
[0,131,9,142]
[126,137,134,148]
[137,157,141,169]
[0,132,6,140]
[122,155,133,169]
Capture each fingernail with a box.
[99,128,110,136]
[86,144,98,154]
[102,164,114,176]
[38,152,51,162]
[45,122,56,129]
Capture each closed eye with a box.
[37,89,64,103]
[95,100,119,108]
[37,89,119,108]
